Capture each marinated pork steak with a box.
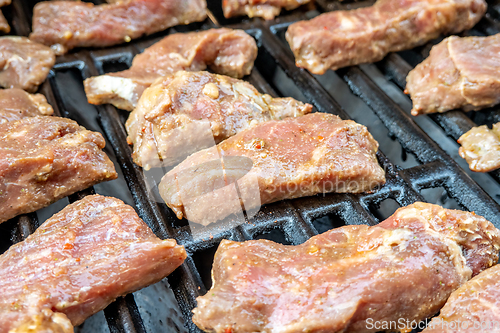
[159,113,385,225]
[406,34,500,116]
[29,0,207,55]
[0,195,187,333]
[222,0,312,20]
[84,28,257,111]
[0,88,53,124]
[422,264,500,332]
[0,37,55,92]
[193,202,500,333]
[286,0,486,74]
[0,116,117,224]
[9,309,73,333]
[457,123,500,172]
[126,71,312,169]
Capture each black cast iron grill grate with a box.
[3,0,500,332]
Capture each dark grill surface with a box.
[4,0,500,332]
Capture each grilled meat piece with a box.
[0,88,53,124]
[126,71,312,169]
[159,113,385,225]
[84,28,257,111]
[422,263,500,333]
[222,0,311,20]
[9,309,73,333]
[193,202,500,333]
[0,37,55,92]
[457,123,500,172]
[286,0,486,74]
[406,34,500,116]
[29,0,207,55]
[0,195,187,333]
[0,116,117,224]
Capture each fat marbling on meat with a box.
[222,0,312,20]
[0,37,55,92]
[84,28,257,111]
[0,88,53,124]
[0,195,187,333]
[9,309,73,333]
[125,70,312,169]
[406,34,500,116]
[159,113,385,225]
[286,0,486,74]
[29,0,207,55]
[193,202,500,333]
[457,123,500,172]
[422,263,500,332]
[0,116,117,224]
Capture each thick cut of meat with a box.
[286,0,486,74]
[0,37,55,92]
[222,0,311,20]
[84,28,257,111]
[423,264,500,332]
[0,116,117,224]
[159,113,385,225]
[0,88,53,124]
[192,202,500,333]
[457,123,500,172]
[0,195,187,333]
[126,71,312,169]
[406,34,500,116]
[29,0,207,55]
[9,309,73,333]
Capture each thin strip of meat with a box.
[84,28,257,111]
[0,37,55,92]
[0,11,9,33]
[0,116,118,224]
[0,88,53,124]
[192,202,500,333]
[285,0,486,74]
[222,0,311,20]
[0,195,187,333]
[159,113,385,225]
[422,264,500,332]
[29,0,207,55]
[457,123,500,172]
[126,71,312,169]
[406,34,500,116]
